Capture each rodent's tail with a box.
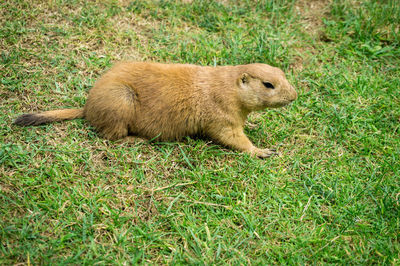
[13,108,84,126]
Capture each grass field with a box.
[1,0,399,264]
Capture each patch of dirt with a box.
[294,0,331,37]
[289,0,333,72]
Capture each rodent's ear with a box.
[240,73,250,84]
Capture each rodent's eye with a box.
[262,82,275,89]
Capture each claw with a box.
[254,148,278,158]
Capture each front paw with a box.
[251,147,278,158]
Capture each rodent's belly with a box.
[129,112,200,141]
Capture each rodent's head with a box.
[236,64,297,110]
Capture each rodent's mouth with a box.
[268,100,292,108]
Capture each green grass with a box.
[1,0,399,264]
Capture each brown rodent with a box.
[14,62,297,158]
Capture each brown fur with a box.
[14,62,297,158]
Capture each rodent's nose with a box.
[289,85,298,101]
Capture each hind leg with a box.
[101,120,129,140]
[84,86,136,140]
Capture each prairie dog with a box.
[14,62,297,158]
